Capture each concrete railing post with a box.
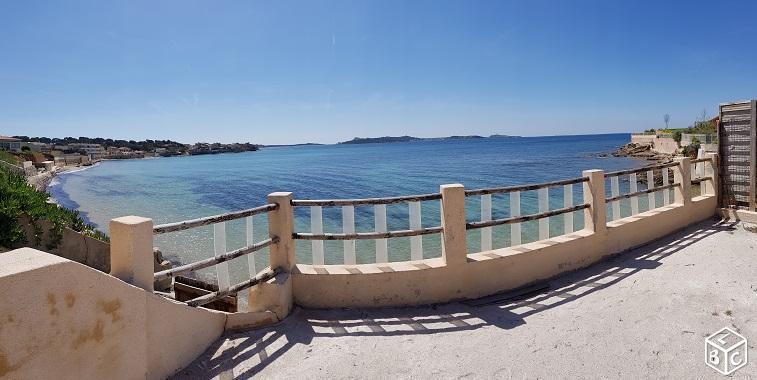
[704,153,719,196]
[266,192,295,271]
[440,184,468,267]
[109,216,154,292]
[582,170,606,233]
[247,192,294,318]
[673,157,692,205]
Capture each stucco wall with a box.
[20,217,110,272]
[630,135,679,154]
[0,248,226,379]
[292,195,717,308]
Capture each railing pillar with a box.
[673,157,692,205]
[440,184,467,267]
[704,153,719,196]
[266,192,295,271]
[248,192,294,318]
[109,216,154,292]
[582,170,606,233]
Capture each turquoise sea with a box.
[50,133,658,284]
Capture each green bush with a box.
[0,165,108,249]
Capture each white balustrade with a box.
[246,216,256,276]
[563,184,573,234]
[374,204,388,263]
[409,201,423,260]
[629,173,639,215]
[213,222,231,291]
[342,206,356,264]
[538,187,549,240]
[510,191,521,245]
[480,194,492,251]
[647,170,655,210]
[310,206,325,265]
[662,168,670,205]
[610,176,620,220]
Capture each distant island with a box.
[338,134,521,144]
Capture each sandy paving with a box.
[176,219,757,379]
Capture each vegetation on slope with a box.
[0,165,107,249]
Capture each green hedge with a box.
[0,165,108,249]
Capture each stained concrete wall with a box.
[292,195,718,308]
[630,134,679,154]
[0,248,226,379]
[20,217,110,272]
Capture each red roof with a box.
[0,135,21,142]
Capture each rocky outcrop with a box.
[613,142,674,162]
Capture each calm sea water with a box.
[50,133,654,284]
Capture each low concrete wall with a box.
[20,217,110,273]
[0,248,227,379]
[292,195,717,308]
[630,134,678,154]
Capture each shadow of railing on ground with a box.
[172,218,737,379]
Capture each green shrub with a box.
[0,165,108,248]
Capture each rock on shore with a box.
[613,142,673,162]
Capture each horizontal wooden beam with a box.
[293,226,443,241]
[154,237,278,281]
[464,177,587,196]
[291,193,442,207]
[153,204,278,234]
[186,267,281,307]
[466,203,589,230]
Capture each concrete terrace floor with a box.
[175,219,757,379]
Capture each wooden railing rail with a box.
[291,193,441,207]
[463,177,587,196]
[154,237,278,281]
[186,267,282,307]
[293,226,443,241]
[153,203,278,234]
[466,204,589,230]
[602,161,679,178]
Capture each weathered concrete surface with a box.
[176,219,757,379]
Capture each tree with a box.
[664,114,670,129]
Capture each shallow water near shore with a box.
[50,133,658,284]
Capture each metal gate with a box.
[718,100,757,210]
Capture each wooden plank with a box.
[246,216,256,276]
[510,191,521,245]
[662,168,670,205]
[480,194,492,251]
[610,176,620,219]
[629,173,639,215]
[292,193,441,207]
[563,184,573,234]
[293,226,443,240]
[467,204,589,229]
[465,177,587,196]
[538,188,549,240]
[409,201,423,260]
[751,100,756,211]
[154,203,277,234]
[374,204,388,263]
[155,238,277,281]
[342,206,356,264]
[214,222,230,291]
[310,206,325,265]
[647,171,656,210]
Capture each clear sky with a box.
[1,1,756,145]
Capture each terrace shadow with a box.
[172,218,737,379]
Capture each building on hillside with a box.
[21,141,52,153]
[0,136,22,151]
[68,143,104,159]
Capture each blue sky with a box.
[1,1,756,145]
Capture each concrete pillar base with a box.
[247,272,293,320]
